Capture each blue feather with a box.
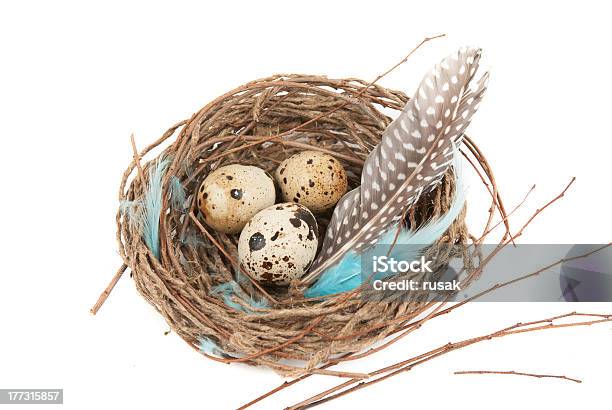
[304,252,362,297]
[141,156,171,259]
[119,157,171,259]
[212,281,269,313]
[198,336,221,355]
[305,156,467,298]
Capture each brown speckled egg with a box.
[197,164,275,234]
[275,151,347,214]
[238,203,318,285]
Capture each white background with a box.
[1,1,611,409]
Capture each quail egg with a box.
[275,151,348,213]
[238,203,318,285]
[197,164,275,234]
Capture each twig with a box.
[287,312,610,409]
[509,177,575,243]
[477,184,536,241]
[90,264,127,315]
[308,369,369,380]
[91,134,147,315]
[453,370,582,384]
[462,136,513,244]
[130,133,147,189]
[236,353,356,410]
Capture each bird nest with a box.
[115,74,488,376]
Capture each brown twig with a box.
[287,312,610,409]
[92,134,148,315]
[130,133,147,189]
[462,135,512,244]
[509,177,576,243]
[236,353,356,410]
[90,264,127,315]
[453,370,582,384]
[478,184,536,241]
[308,369,369,380]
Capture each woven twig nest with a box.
[118,74,472,376]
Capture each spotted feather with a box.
[302,47,489,284]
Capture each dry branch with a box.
[287,312,610,409]
[453,370,582,384]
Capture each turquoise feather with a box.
[212,281,269,313]
[119,156,171,259]
[198,337,221,355]
[141,156,171,259]
[304,252,362,298]
[305,156,466,298]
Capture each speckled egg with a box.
[197,164,275,234]
[275,151,348,214]
[238,203,318,285]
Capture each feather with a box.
[305,153,467,297]
[303,47,488,285]
[198,336,221,355]
[119,156,171,258]
[304,251,362,298]
[141,156,171,258]
[119,199,141,224]
[181,233,207,247]
[169,176,187,211]
[212,281,269,313]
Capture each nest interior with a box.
[118,74,469,376]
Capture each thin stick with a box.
[510,177,576,242]
[460,148,499,240]
[90,264,127,315]
[453,370,582,384]
[236,353,356,410]
[92,134,148,315]
[308,369,369,379]
[478,184,536,241]
[463,135,512,243]
[288,313,610,409]
[130,133,147,189]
